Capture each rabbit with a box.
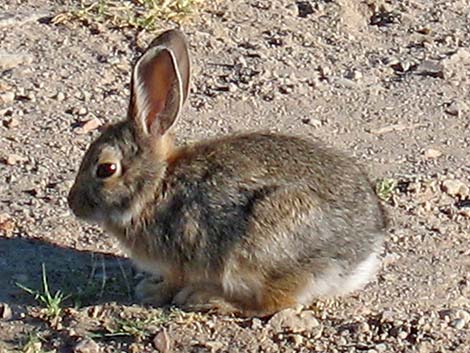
[67,29,387,317]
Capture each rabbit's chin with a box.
[77,210,135,230]
[106,200,146,228]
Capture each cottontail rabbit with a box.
[68,29,387,316]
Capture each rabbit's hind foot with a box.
[172,284,240,315]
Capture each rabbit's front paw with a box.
[173,284,238,314]
[135,277,179,307]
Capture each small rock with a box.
[416,26,432,35]
[0,91,14,104]
[376,343,388,352]
[0,52,33,71]
[152,329,171,353]
[445,100,468,117]
[318,65,331,79]
[383,253,401,266]
[450,318,466,329]
[0,213,15,235]
[291,334,303,346]
[0,81,10,93]
[398,331,408,339]
[269,308,320,333]
[3,117,19,128]
[2,153,26,165]
[201,341,224,352]
[75,118,102,134]
[417,342,434,353]
[381,310,395,321]
[392,61,412,73]
[73,338,100,353]
[77,107,87,116]
[251,318,263,329]
[345,69,362,80]
[460,208,470,218]
[129,343,141,353]
[302,117,322,128]
[56,92,65,101]
[297,1,315,18]
[442,179,469,197]
[415,60,444,78]
[0,303,12,320]
[358,322,371,333]
[442,48,470,78]
[455,309,470,324]
[423,148,442,159]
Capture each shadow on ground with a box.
[0,237,135,307]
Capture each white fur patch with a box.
[296,252,381,305]
[222,263,263,299]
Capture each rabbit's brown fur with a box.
[68,29,387,317]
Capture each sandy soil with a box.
[0,0,469,352]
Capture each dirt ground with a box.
[0,0,469,352]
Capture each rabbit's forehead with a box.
[98,146,123,162]
[81,138,121,170]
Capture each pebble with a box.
[383,253,401,266]
[0,81,10,93]
[0,52,33,71]
[73,338,100,353]
[2,153,26,165]
[296,1,315,18]
[442,48,470,78]
[129,343,141,353]
[0,91,15,104]
[441,179,469,197]
[200,341,224,352]
[415,60,444,78]
[306,118,322,128]
[450,318,466,329]
[75,118,102,134]
[77,107,88,116]
[445,100,468,117]
[376,343,388,352]
[291,334,303,346]
[268,308,320,333]
[456,309,470,323]
[0,213,15,235]
[460,208,470,218]
[251,318,263,329]
[318,65,332,79]
[0,303,12,320]
[423,148,442,159]
[3,117,19,128]
[392,61,414,73]
[152,329,171,353]
[345,69,362,80]
[56,92,66,101]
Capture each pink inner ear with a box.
[146,98,166,134]
[136,50,178,136]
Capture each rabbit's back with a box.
[135,132,385,283]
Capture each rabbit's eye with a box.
[96,163,118,179]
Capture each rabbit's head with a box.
[68,29,190,226]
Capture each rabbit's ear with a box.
[129,29,190,136]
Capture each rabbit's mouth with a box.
[67,184,104,225]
